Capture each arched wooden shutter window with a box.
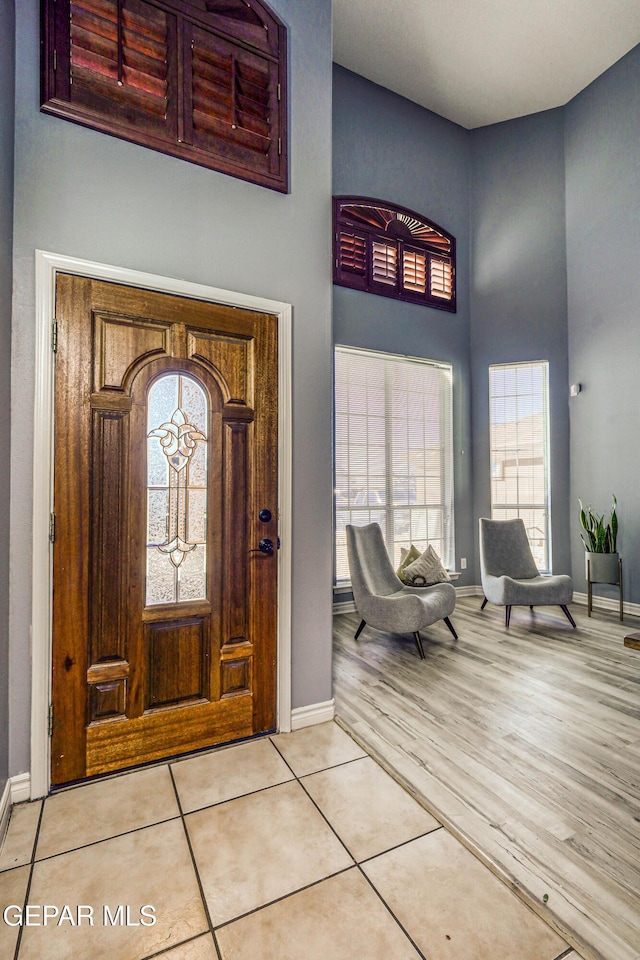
[41,0,288,192]
[333,197,456,312]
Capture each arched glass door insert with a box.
[146,373,208,605]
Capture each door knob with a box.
[251,538,274,555]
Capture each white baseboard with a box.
[291,699,335,730]
[333,600,356,615]
[0,773,32,855]
[455,585,483,598]
[11,773,31,805]
[572,591,640,618]
[0,779,11,853]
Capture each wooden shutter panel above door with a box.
[41,0,288,192]
[199,0,281,58]
[45,0,178,142]
[185,24,281,181]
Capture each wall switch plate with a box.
[460,558,467,569]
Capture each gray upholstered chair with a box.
[479,517,575,628]
[346,522,458,659]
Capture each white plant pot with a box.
[585,552,620,584]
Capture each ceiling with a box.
[332,0,640,129]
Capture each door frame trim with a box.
[31,250,293,798]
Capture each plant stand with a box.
[587,555,623,621]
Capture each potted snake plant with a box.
[579,495,620,583]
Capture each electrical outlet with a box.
[460,558,467,569]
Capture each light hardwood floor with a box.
[333,597,640,960]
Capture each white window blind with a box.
[334,346,454,582]
[489,361,551,571]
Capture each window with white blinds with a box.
[334,346,455,583]
[489,361,551,572]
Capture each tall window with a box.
[334,347,454,582]
[489,361,551,571]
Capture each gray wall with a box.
[332,66,475,586]
[469,109,571,577]
[565,45,640,604]
[9,0,333,776]
[0,0,15,793]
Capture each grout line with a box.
[268,733,368,778]
[356,862,429,960]
[292,750,445,866]
[167,765,222,960]
[293,771,434,958]
[294,774,358,862]
[0,860,37,877]
[270,734,441,958]
[211,865,356,933]
[140,932,212,960]
[13,798,45,960]
[295,755,371,777]
[195,739,361,934]
[189,735,367,937]
[31,813,182,865]
[356,823,444,866]
[174,774,296,817]
[286,741,442,960]
[266,735,299,775]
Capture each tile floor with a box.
[0,721,582,960]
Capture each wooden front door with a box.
[51,275,278,785]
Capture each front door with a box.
[51,274,278,785]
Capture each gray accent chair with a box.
[346,522,458,659]
[479,517,575,628]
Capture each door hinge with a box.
[51,319,58,353]
[53,49,57,72]
[48,703,54,738]
[49,513,56,543]
[277,82,281,101]
[278,137,282,155]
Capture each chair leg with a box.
[530,605,534,611]
[413,631,426,659]
[480,597,488,610]
[560,604,577,628]
[505,605,511,628]
[443,616,458,641]
[354,619,366,640]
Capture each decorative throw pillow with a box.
[396,544,421,582]
[402,545,451,586]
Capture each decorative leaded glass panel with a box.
[146,373,208,605]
